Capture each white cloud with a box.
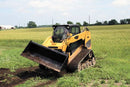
[0,0,96,14]
[27,0,97,17]
[28,0,77,11]
[112,0,130,6]
[29,1,51,8]
[0,0,18,8]
[0,0,130,25]
[62,12,70,16]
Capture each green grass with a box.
[0,27,52,47]
[0,48,38,70]
[0,24,130,87]
[15,77,49,87]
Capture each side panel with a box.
[86,39,91,48]
[84,31,91,49]
[67,32,85,45]
[67,30,91,49]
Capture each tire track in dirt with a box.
[0,65,72,87]
[0,66,69,87]
[0,66,40,87]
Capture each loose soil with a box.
[0,66,62,87]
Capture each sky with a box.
[0,0,130,26]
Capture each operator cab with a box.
[52,25,81,42]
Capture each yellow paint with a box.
[68,46,82,64]
[42,29,92,63]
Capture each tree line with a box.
[15,18,130,28]
[64,18,130,26]
[94,18,130,25]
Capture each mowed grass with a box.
[0,27,52,70]
[0,27,52,47]
[0,25,130,86]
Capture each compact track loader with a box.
[21,25,96,72]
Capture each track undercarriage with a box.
[77,50,96,71]
[67,46,96,72]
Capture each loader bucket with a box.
[21,41,68,72]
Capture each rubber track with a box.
[67,47,91,72]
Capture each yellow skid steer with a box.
[21,25,96,72]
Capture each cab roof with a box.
[52,24,80,30]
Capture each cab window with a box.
[71,27,80,35]
[55,27,64,35]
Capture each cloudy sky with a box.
[0,0,130,26]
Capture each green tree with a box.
[55,23,60,25]
[83,21,88,26]
[76,22,81,26]
[27,21,37,28]
[108,19,118,25]
[120,19,127,24]
[126,19,130,24]
[67,21,73,24]
[103,21,108,25]
[15,25,18,29]
[95,21,102,25]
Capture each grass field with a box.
[0,24,130,87]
